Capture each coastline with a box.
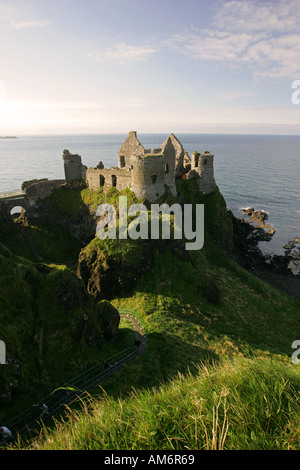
[234,208,300,300]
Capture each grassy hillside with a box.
[26,356,300,450]
[0,242,133,422]
[1,181,300,450]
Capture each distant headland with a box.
[0,136,17,139]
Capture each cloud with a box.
[212,0,299,34]
[88,42,156,65]
[10,20,49,29]
[0,3,49,30]
[167,0,300,80]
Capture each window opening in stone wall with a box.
[165,164,169,174]
[151,175,157,184]
[120,156,125,168]
[100,175,105,187]
[10,206,26,224]
[111,175,117,187]
[204,159,207,165]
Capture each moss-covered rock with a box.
[77,237,152,301]
[0,243,119,420]
[97,300,120,340]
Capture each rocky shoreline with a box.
[241,207,276,236]
[233,208,300,300]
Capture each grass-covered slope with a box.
[19,181,300,450]
[2,180,300,450]
[27,356,300,450]
[0,242,128,422]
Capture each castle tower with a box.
[190,151,216,194]
[118,131,145,169]
[161,133,185,177]
[197,152,216,194]
[62,150,86,184]
[130,137,177,202]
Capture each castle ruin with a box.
[63,131,216,202]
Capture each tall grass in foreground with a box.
[23,356,300,450]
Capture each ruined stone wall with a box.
[0,197,28,218]
[0,179,65,217]
[25,179,66,202]
[130,154,166,201]
[197,153,216,194]
[161,133,185,177]
[86,167,131,192]
[189,151,216,194]
[159,137,177,196]
[63,150,87,183]
[118,131,145,169]
[130,142,177,202]
[21,178,49,190]
[62,131,216,203]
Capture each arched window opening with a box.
[111,175,117,187]
[10,206,24,217]
[10,206,26,224]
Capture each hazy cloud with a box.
[167,0,300,79]
[0,3,49,29]
[10,20,49,29]
[88,42,156,65]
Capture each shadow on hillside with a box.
[131,250,300,362]
[98,331,220,399]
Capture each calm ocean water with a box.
[0,133,299,255]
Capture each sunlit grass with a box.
[24,356,300,450]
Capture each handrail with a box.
[2,310,147,445]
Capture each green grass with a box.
[25,356,300,450]
[27,221,82,267]
[45,185,142,218]
[1,181,300,450]
[0,243,134,422]
[0,218,37,262]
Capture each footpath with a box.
[1,309,147,447]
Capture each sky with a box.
[0,0,300,135]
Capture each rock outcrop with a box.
[77,238,152,302]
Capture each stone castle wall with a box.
[161,133,186,177]
[86,167,131,192]
[190,151,216,194]
[0,179,65,217]
[118,131,145,169]
[62,131,216,202]
[63,150,87,183]
[130,136,177,201]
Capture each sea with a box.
[0,133,299,256]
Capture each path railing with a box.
[1,310,148,446]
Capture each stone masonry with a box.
[63,131,216,202]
